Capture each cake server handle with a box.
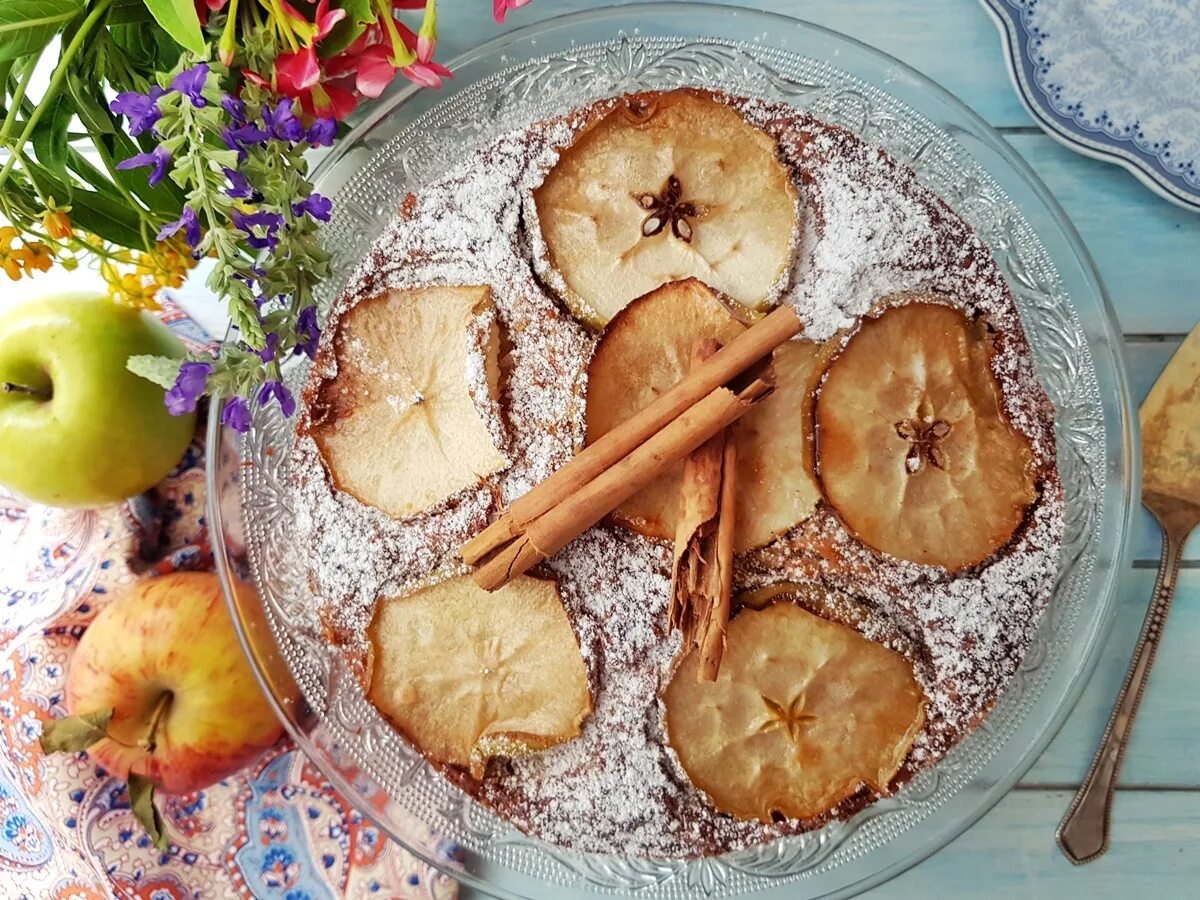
[1056,517,1188,864]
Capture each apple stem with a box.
[138,691,173,754]
[2,381,51,401]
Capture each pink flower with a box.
[402,58,452,89]
[326,32,399,98]
[493,0,532,24]
[313,0,347,40]
[275,46,321,95]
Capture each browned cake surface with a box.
[292,91,1063,858]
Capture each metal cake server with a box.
[1057,324,1200,864]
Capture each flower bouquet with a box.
[0,0,532,429]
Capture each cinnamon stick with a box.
[700,434,737,681]
[668,341,738,682]
[461,304,802,567]
[472,374,773,591]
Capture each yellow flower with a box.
[107,272,162,311]
[21,242,54,274]
[41,204,74,241]
[136,240,198,290]
[0,228,54,281]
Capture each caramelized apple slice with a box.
[310,285,507,519]
[534,90,798,327]
[367,574,591,777]
[815,299,1037,570]
[663,598,926,822]
[585,279,822,550]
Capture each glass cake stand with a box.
[206,5,1137,898]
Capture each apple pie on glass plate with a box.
[291,88,1063,858]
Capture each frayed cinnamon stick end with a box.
[668,339,738,682]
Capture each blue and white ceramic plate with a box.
[982,0,1200,212]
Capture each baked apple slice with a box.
[367,574,591,777]
[815,298,1037,570]
[585,279,822,551]
[663,597,926,822]
[310,285,508,519]
[534,90,798,327]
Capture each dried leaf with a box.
[128,773,169,851]
[39,708,113,754]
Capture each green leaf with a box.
[31,96,74,175]
[110,21,185,74]
[69,187,149,249]
[128,354,182,389]
[39,709,113,753]
[66,72,115,135]
[320,0,374,57]
[128,773,169,851]
[142,0,206,56]
[0,0,83,62]
[109,0,154,25]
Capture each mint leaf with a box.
[128,773,169,851]
[142,0,206,56]
[0,0,82,62]
[128,354,184,389]
[39,709,114,753]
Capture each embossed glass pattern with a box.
[207,7,1135,898]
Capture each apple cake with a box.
[292,88,1063,858]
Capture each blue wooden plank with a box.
[1007,135,1200,336]
[1023,571,1200,786]
[869,789,1200,898]
[431,0,1032,127]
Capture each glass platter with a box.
[206,4,1137,897]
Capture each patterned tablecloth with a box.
[0,302,457,899]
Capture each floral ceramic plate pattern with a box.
[982,0,1200,212]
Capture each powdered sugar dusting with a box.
[292,91,1064,858]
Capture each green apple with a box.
[0,293,196,507]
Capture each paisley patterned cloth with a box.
[0,300,458,899]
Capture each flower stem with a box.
[0,47,44,143]
[0,0,114,193]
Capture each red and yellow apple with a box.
[0,294,196,508]
[65,571,283,794]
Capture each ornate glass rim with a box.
[207,5,1138,898]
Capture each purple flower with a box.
[110,86,166,137]
[222,124,270,161]
[223,167,256,200]
[257,380,296,417]
[256,332,279,363]
[294,305,321,359]
[262,101,305,143]
[222,94,246,124]
[172,64,209,108]
[292,193,332,222]
[156,206,201,248]
[117,144,172,187]
[165,361,212,415]
[230,209,284,251]
[307,117,337,147]
[221,396,252,433]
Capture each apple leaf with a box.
[128,773,170,851]
[128,354,183,389]
[39,708,114,753]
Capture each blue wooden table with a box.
[432,1,1200,896]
